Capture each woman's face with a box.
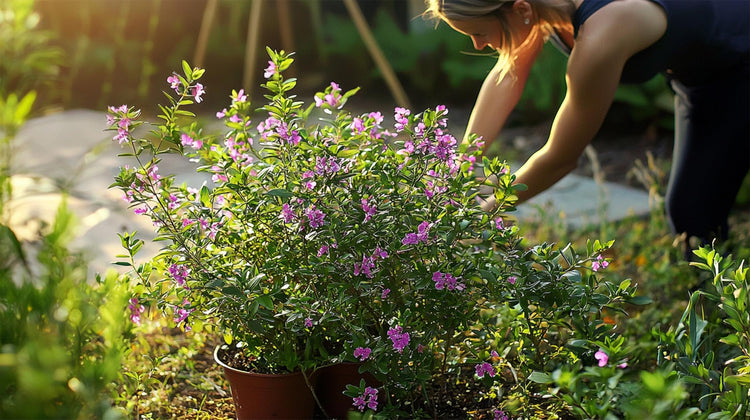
[446,8,532,52]
[447,16,503,51]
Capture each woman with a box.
[425,0,749,250]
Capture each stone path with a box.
[8,109,652,276]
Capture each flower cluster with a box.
[387,325,411,354]
[353,347,372,361]
[127,298,145,326]
[592,255,610,271]
[353,386,378,412]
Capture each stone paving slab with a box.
[8,110,653,276]
[513,170,653,228]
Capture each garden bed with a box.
[119,109,749,419]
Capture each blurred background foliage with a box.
[8,0,674,132]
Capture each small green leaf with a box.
[528,371,554,384]
[199,185,210,206]
[629,296,653,305]
[724,374,750,386]
[257,295,274,309]
[182,60,193,79]
[640,371,665,392]
[14,91,36,123]
[267,189,293,198]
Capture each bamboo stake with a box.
[342,0,411,109]
[276,0,295,53]
[276,0,295,77]
[243,0,264,92]
[194,0,219,68]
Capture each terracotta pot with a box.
[315,362,380,419]
[214,346,315,419]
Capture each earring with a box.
[524,18,530,25]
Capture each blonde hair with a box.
[423,0,574,81]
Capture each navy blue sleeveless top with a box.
[568,0,749,85]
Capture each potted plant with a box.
[109,49,637,418]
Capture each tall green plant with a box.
[0,91,36,222]
[0,200,131,419]
[655,247,750,417]
[0,0,62,98]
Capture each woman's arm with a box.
[463,35,544,148]
[512,0,666,204]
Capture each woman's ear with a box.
[512,0,534,21]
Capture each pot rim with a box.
[213,344,304,378]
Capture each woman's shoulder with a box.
[574,0,666,58]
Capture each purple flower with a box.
[353,387,378,412]
[174,308,190,324]
[494,409,509,420]
[475,362,495,378]
[232,88,247,104]
[128,297,145,326]
[592,255,610,272]
[432,271,465,291]
[507,276,517,285]
[277,122,301,145]
[113,128,129,144]
[315,82,342,109]
[315,156,341,176]
[387,325,410,353]
[495,218,505,230]
[594,349,609,367]
[362,198,377,222]
[305,317,313,328]
[192,83,205,103]
[280,203,295,223]
[353,347,372,361]
[305,205,325,228]
[216,108,227,119]
[264,61,277,79]
[317,245,329,257]
[168,263,190,288]
[174,299,193,330]
[354,255,375,278]
[402,221,431,245]
[211,165,227,183]
[167,193,181,210]
[394,107,410,132]
[167,75,180,93]
[368,111,384,125]
[179,133,192,146]
[372,247,388,260]
[351,117,365,135]
[381,288,390,299]
[118,117,131,130]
